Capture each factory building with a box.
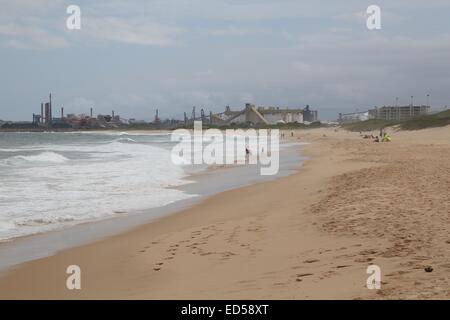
[37,93,53,125]
[211,103,317,126]
[303,105,319,122]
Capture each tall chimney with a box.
[49,93,52,122]
[44,103,50,124]
[112,110,115,118]
[41,103,44,123]
[61,107,64,119]
[90,107,93,118]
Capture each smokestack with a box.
[49,93,52,122]
[90,108,93,118]
[41,103,44,123]
[112,110,115,118]
[61,107,64,119]
[44,103,50,124]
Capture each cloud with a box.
[334,9,409,26]
[208,26,269,37]
[0,22,70,49]
[83,17,183,46]
[0,1,183,49]
[1,0,450,121]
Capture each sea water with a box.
[0,131,197,241]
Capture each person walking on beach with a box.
[245,146,251,162]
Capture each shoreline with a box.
[0,140,302,272]
[0,127,449,299]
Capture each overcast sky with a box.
[1,0,449,121]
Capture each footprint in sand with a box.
[296,273,314,282]
[360,249,378,255]
[303,259,320,264]
[336,265,351,269]
[354,257,373,263]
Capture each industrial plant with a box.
[210,104,318,126]
[1,93,130,130]
[0,93,320,130]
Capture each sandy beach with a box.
[0,126,449,299]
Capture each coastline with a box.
[0,138,302,271]
[0,127,449,299]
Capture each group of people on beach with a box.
[361,128,392,143]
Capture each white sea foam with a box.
[0,133,197,241]
[5,152,69,164]
[116,137,137,143]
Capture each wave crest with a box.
[4,152,69,165]
[116,137,137,143]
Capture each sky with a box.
[1,0,450,121]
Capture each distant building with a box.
[339,105,431,123]
[339,111,370,123]
[129,119,147,125]
[1,121,38,129]
[303,105,318,122]
[211,103,316,126]
[369,105,430,121]
[50,118,71,129]
[258,106,303,124]
[97,114,112,122]
[153,109,161,124]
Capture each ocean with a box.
[0,131,197,241]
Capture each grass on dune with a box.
[399,109,450,130]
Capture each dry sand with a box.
[0,126,449,299]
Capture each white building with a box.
[339,111,370,123]
[212,104,304,125]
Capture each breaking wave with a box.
[3,152,69,165]
[0,132,197,241]
[116,137,137,143]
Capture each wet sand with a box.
[0,126,449,299]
